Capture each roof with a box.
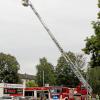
[19,73,36,80]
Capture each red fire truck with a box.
[25,86,70,100]
[24,85,87,100]
[0,83,88,100]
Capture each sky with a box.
[0,0,98,75]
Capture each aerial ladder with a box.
[21,0,92,95]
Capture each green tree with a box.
[26,80,38,87]
[0,53,20,83]
[87,67,100,94]
[82,0,100,94]
[36,57,56,86]
[56,51,85,87]
[82,0,100,68]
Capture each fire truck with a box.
[21,1,93,99]
[21,0,92,95]
[24,85,87,100]
[0,83,88,100]
[24,86,69,100]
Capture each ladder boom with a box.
[22,0,92,94]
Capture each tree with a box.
[82,0,100,94]
[87,67,100,94]
[55,51,85,87]
[0,53,20,83]
[26,80,38,87]
[36,57,56,86]
[82,0,100,68]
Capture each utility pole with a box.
[43,70,44,87]
[23,79,26,97]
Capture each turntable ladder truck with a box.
[21,0,92,95]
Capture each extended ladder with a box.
[21,0,92,94]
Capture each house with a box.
[19,73,36,82]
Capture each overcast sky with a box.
[0,0,98,75]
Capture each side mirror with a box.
[22,0,29,7]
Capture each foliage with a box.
[36,57,56,86]
[82,36,100,67]
[26,80,38,87]
[82,0,100,68]
[83,0,100,94]
[98,0,100,7]
[87,67,100,94]
[55,51,85,87]
[0,53,20,83]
